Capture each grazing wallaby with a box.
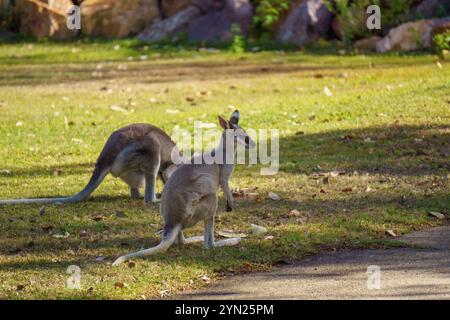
[0,123,179,205]
[113,110,255,266]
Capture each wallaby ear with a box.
[218,116,230,129]
[230,110,240,126]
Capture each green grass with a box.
[0,39,449,299]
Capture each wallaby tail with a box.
[0,166,110,205]
[112,224,182,266]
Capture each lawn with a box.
[0,40,448,299]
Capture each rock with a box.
[81,0,160,38]
[276,0,333,46]
[15,0,77,39]
[161,0,191,17]
[192,0,225,13]
[376,18,450,53]
[429,211,445,219]
[410,0,450,20]
[354,35,382,52]
[187,0,253,42]
[138,5,201,41]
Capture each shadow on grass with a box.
[0,190,446,258]
[278,123,449,176]
[0,52,438,87]
[1,123,448,181]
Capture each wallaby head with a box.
[218,110,256,151]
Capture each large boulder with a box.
[376,17,450,53]
[138,5,201,41]
[161,0,192,18]
[15,0,77,39]
[81,0,160,38]
[410,0,450,20]
[187,0,253,42]
[276,0,333,45]
[354,35,382,52]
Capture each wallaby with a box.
[113,110,255,266]
[0,123,179,205]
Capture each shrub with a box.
[251,0,290,33]
[434,30,450,55]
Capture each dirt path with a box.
[177,226,450,300]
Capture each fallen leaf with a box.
[251,224,267,235]
[165,109,179,114]
[268,192,280,201]
[52,231,70,239]
[323,86,332,96]
[92,214,106,222]
[342,187,353,192]
[386,229,397,237]
[429,211,445,220]
[95,256,106,262]
[289,209,302,217]
[110,105,129,114]
[264,235,274,240]
[231,187,259,199]
[114,282,127,289]
[217,230,247,238]
[200,275,210,283]
[16,284,25,291]
[79,230,88,238]
[323,177,329,184]
[159,290,170,297]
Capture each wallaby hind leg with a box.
[202,194,219,249]
[203,195,240,248]
[144,173,158,203]
[143,154,161,204]
[130,187,141,199]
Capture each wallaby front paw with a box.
[226,202,233,212]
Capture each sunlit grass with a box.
[0,40,448,299]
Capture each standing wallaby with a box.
[113,110,255,266]
[0,123,179,205]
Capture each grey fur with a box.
[0,123,178,205]
[112,110,255,266]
